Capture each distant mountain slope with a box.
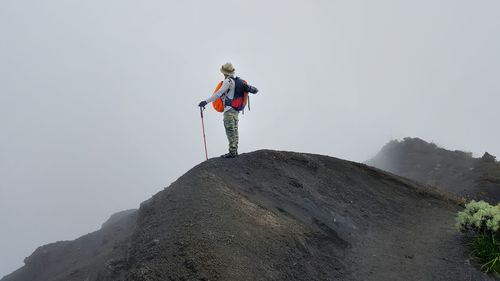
[2,150,495,281]
[367,137,500,203]
[2,209,137,281]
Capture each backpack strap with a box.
[221,77,233,105]
[225,77,237,104]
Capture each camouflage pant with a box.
[223,109,239,154]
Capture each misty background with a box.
[1,0,499,277]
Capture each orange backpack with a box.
[212,81,224,112]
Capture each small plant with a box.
[471,235,500,273]
[457,200,500,274]
[457,200,500,235]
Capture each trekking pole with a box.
[200,106,208,160]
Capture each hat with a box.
[220,62,236,76]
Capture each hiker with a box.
[198,62,258,158]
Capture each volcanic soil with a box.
[2,150,496,281]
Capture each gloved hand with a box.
[198,101,207,107]
[245,85,259,94]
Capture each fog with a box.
[1,0,499,277]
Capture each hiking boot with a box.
[221,152,238,158]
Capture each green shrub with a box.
[471,234,500,274]
[457,200,500,274]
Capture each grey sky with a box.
[1,0,499,277]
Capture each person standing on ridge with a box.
[198,62,259,158]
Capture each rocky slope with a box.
[3,209,138,281]
[2,150,495,281]
[367,137,500,203]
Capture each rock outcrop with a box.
[367,138,500,203]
